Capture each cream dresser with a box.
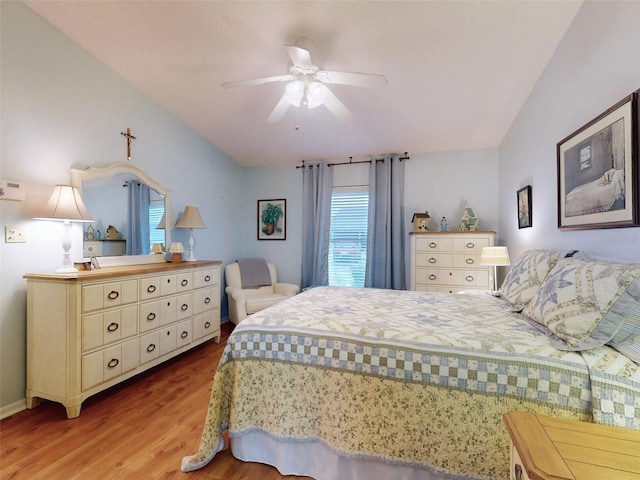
[409,231,496,292]
[25,260,221,418]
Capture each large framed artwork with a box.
[557,90,639,230]
[517,185,532,229]
[257,199,286,240]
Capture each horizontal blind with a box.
[148,203,165,248]
[329,188,368,287]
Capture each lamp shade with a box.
[151,242,165,254]
[480,246,511,266]
[169,242,184,253]
[35,185,94,222]
[155,213,166,229]
[175,206,206,229]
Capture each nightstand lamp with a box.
[175,205,206,262]
[151,242,165,254]
[480,246,510,295]
[35,185,94,273]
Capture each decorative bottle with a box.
[440,217,448,232]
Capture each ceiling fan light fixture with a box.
[284,80,304,107]
[306,81,328,109]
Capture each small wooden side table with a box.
[503,411,640,480]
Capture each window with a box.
[148,202,164,250]
[329,187,368,287]
[579,144,591,170]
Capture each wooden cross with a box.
[120,128,136,160]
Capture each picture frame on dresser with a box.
[557,90,639,230]
[517,185,532,229]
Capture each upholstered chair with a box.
[225,261,299,325]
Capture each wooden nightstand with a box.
[503,412,640,480]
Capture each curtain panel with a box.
[126,180,150,255]
[301,162,333,289]
[365,154,406,289]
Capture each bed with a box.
[565,167,625,217]
[182,249,640,480]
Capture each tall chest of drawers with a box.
[25,260,221,418]
[409,231,496,293]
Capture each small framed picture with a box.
[557,90,639,230]
[257,199,286,240]
[517,185,532,229]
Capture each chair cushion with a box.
[245,294,289,315]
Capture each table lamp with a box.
[175,205,206,261]
[168,242,184,262]
[480,246,511,295]
[35,185,94,272]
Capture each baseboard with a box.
[1,399,27,420]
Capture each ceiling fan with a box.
[222,42,387,123]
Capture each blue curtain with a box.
[126,181,150,255]
[301,162,333,289]
[365,154,406,289]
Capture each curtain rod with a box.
[296,152,410,169]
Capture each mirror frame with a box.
[71,162,171,266]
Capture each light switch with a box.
[5,226,26,243]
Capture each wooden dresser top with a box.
[24,259,222,282]
[503,411,640,480]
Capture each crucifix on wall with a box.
[120,128,136,160]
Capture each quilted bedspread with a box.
[182,287,640,479]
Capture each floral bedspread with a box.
[182,287,640,479]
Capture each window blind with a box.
[329,187,369,287]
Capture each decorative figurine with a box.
[440,217,448,232]
[411,211,431,232]
[459,205,479,231]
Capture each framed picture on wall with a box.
[258,199,286,240]
[517,185,532,229]
[557,90,639,230]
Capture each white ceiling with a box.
[24,1,582,167]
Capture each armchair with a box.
[225,261,299,325]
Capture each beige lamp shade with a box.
[480,246,511,266]
[155,213,166,229]
[35,185,94,222]
[175,206,206,229]
[151,242,165,254]
[169,242,184,253]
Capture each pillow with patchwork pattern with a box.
[523,257,640,351]
[498,249,565,310]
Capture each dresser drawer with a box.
[139,331,160,364]
[453,237,491,253]
[176,292,193,320]
[82,305,138,351]
[193,267,218,289]
[82,338,138,391]
[139,276,161,300]
[415,253,453,268]
[193,309,220,341]
[193,286,218,314]
[83,241,101,257]
[414,237,454,252]
[82,280,138,313]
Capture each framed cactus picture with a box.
[258,199,286,240]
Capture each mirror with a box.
[71,162,171,266]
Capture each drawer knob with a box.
[181,279,189,287]
[166,278,171,284]
[146,343,156,353]
[147,312,156,321]
[466,275,474,282]
[107,358,119,369]
[204,275,211,282]
[466,258,474,264]
[107,322,119,332]
[466,242,475,249]
[428,257,436,264]
[181,304,189,311]
[428,274,437,280]
[204,297,211,304]
[107,290,119,300]
[147,285,157,293]
[428,242,437,248]
[204,321,211,329]
[181,331,189,339]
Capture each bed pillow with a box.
[498,249,565,310]
[523,257,640,351]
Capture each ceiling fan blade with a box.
[284,45,313,69]
[267,94,292,123]
[322,88,352,122]
[222,74,294,89]
[315,70,387,88]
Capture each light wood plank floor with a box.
[1,322,312,480]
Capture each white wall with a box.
[499,1,640,263]
[0,2,244,413]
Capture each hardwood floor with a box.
[0,322,312,480]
